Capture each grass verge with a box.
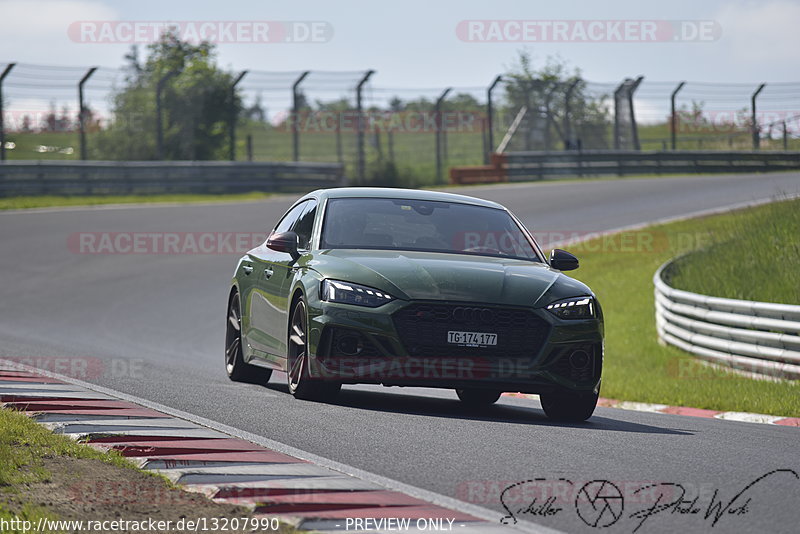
[0,407,296,533]
[566,197,800,417]
[0,192,274,211]
[666,199,800,304]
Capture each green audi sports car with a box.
[226,187,604,421]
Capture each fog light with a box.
[569,349,591,369]
[337,335,363,356]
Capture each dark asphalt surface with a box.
[1,172,799,533]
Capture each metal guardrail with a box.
[450,150,800,184]
[654,259,800,380]
[0,160,346,197]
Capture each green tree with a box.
[501,51,611,150]
[95,34,242,160]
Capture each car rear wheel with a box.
[456,388,502,407]
[287,297,341,401]
[225,291,272,384]
[540,390,598,421]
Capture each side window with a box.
[292,200,317,250]
[272,201,309,235]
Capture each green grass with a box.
[0,406,138,530]
[667,199,800,304]
[566,197,800,416]
[0,192,274,210]
[4,131,83,161]
[0,408,136,488]
[237,123,483,187]
[637,121,800,151]
[0,407,301,533]
[0,503,58,534]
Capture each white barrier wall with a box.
[653,260,800,380]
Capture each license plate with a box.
[447,331,497,346]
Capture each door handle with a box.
[264,268,274,280]
[242,265,253,275]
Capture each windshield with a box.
[320,198,541,261]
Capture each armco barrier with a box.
[0,160,346,197]
[654,259,800,380]
[450,150,800,184]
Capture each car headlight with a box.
[321,279,395,307]
[545,296,594,319]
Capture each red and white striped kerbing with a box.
[0,364,519,533]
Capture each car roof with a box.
[305,187,505,210]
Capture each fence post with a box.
[613,80,624,150]
[563,78,580,150]
[629,76,644,151]
[355,69,375,182]
[485,75,503,163]
[783,121,788,150]
[229,70,247,161]
[523,80,541,151]
[614,77,644,151]
[543,83,558,151]
[670,81,686,150]
[291,71,310,162]
[156,70,179,160]
[0,63,16,161]
[78,67,97,161]
[335,122,343,163]
[751,83,766,150]
[435,87,452,185]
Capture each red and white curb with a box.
[0,361,554,534]
[504,393,800,427]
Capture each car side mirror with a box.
[550,248,579,271]
[266,231,300,261]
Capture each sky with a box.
[2,0,799,84]
[0,0,798,123]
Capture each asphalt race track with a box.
[1,172,799,533]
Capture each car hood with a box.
[310,249,593,307]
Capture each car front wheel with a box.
[225,291,272,384]
[540,390,598,422]
[287,297,341,401]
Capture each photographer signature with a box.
[499,469,798,532]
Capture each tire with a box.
[225,291,272,384]
[287,297,341,401]
[540,390,598,422]
[456,389,502,408]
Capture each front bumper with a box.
[306,299,603,394]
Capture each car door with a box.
[245,200,309,362]
[264,199,318,361]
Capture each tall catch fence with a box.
[1,60,799,189]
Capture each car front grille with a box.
[392,303,550,359]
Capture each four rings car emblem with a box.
[452,306,495,324]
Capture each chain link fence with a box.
[1,61,799,187]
